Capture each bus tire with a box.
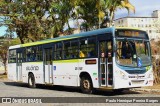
[28,74,36,88]
[80,76,93,94]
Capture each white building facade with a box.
[114,10,160,40]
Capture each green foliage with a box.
[0,0,135,43]
[0,37,20,74]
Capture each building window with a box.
[145,19,147,22]
[121,20,123,23]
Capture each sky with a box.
[115,0,160,19]
[0,0,160,36]
[0,26,7,36]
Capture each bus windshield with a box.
[116,39,151,67]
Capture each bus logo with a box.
[2,98,11,103]
[135,75,139,79]
[137,57,142,67]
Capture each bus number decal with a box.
[75,67,83,70]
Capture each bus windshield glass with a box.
[116,39,151,67]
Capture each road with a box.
[0,70,4,75]
[0,80,160,106]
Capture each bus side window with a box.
[71,40,79,58]
[87,37,97,58]
[27,52,31,61]
[79,37,97,58]
[79,51,85,57]
[26,47,36,62]
[63,41,70,59]
[9,49,16,63]
[80,39,88,58]
[55,42,62,60]
[35,46,42,61]
[107,41,113,62]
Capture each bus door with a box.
[16,50,23,81]
[44,48,53,84]
[99,40,113,87]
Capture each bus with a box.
[8,27,153,93]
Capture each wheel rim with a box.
[83,80,90,89]
[29,77,33,86]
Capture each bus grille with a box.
[131,80,144,84]
[129,75,145,79]
[125,70,146,74]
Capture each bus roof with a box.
[9,27,147,49]
[18,27,114,48]
[9,44,21,49]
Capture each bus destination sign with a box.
[116,29,148,39]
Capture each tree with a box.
[70,0,135,30]
[48,0,73,36]
[150,40,160,84]
[0,0,135,43]
[71,0,103,31]
[105,0,135,26]
[0,0,52,43]
[0,37,20,75]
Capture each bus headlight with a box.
[147,73,153,78]
[120,71,128,80]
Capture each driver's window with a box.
[116,41,132,65]
[122,42,132,59]
[117,41,133,59]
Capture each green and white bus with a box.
[8,27,153,93]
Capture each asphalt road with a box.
[0,80,160,106]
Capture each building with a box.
[114,10,160,40]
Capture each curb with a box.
[131,88,160,93]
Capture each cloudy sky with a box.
[115,0,160,19]
[0,0,160,36]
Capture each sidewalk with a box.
[131,84,160,93]
[0,70,5,75]
[0,72,160,93]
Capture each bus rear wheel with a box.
[80,76,93,94]
[28,74,36,88]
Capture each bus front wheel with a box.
[28,74,36,88]
[80,76,93,94]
